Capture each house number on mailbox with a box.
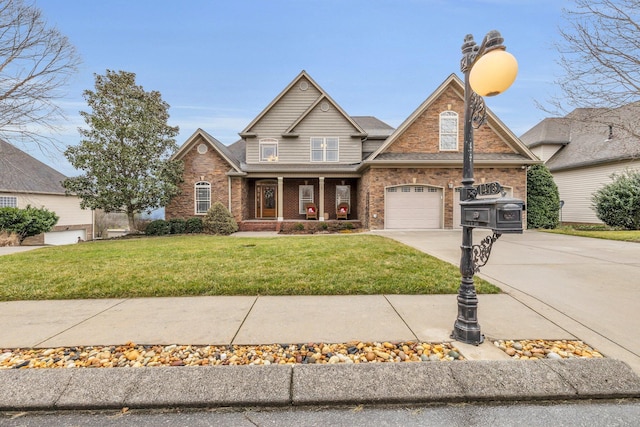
[475,182,503,197]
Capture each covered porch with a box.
[240,176,359,229]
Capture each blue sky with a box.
[30,0,567,175]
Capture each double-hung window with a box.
[195,181,211,214]
[336,185,350,213]
[439,111,458,151]
[259,138,278,162]
[0,196,17,208]
[299,185,314,214]
[310,137,338,162]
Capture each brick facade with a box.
[165,135,232,221]
[361,167,526,230]
[168,75,534,232]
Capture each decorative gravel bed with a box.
[0,339,605,369]
[0,341,465,369]
[493,339,604,360]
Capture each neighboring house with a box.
[166,71,538,230]
[0,139,93,245]
[520,103,640,224]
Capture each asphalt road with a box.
[3,400,640,426]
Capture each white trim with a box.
[299,185,314,214]
[194,181,211,215]
[439,110,458,151]
[259,138,279,162]
[310,137,339,162]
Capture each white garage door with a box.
[44,229,86,245]
[386,185,442,229]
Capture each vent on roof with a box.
[197,143,208,154]
[300,81,309,91]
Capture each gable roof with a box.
[351,116,394,139]
[172,128,243,174]
[368,74,538,165]
[239,70,366,138]
[520,103,640,171]
[0,139,67,194]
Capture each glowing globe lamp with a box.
[469,49,518,97]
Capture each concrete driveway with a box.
[377,229,640,373]
[0,245,45,256]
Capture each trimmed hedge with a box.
[527,164,560,229]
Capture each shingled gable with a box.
[0,139,67,194]
[521,103,640,172]
[238,70,367,138]
[172,128,243,174]
[367,73,538,165]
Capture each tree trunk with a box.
[127,212,136,232]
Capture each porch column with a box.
[319,177,325,221]
[277,177,284,221]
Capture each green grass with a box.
[0,234,499,301]
[542,227,640,243]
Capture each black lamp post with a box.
[451,31,518,345]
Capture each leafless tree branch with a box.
[0,0,80,151]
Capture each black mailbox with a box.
[460,197,524,234]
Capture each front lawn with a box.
[541,227,640,243]
[0,234,499,300]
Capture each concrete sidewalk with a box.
[1,231,640,410]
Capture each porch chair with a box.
[336,203,349,220]
[305,203,318,220]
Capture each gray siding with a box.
[553,160,640,224]
[245,77,362,164]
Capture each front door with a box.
[256,183,277,218]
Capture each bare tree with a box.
[555,0,640,109]
[0,0,80,149]
[546,0,640,137]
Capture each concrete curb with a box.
[1,359,639,410]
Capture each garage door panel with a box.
[386,186,442,229]
[44,229,86,245]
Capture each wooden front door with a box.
[256,183,277,218]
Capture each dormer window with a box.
[259,138,279,162]
[439,111,458,151]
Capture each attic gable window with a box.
[311,137,339,162]
[439,111,458,151]
[259,139,279,162]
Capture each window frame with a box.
[0,196,17,208]
[259,138,279,162]
[310,137,339,162]
[299,185,314,214]
[439,111,459,151]
[335,185,351,213]
[194,181,211,215]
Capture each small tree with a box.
[202,202,238,235]
[63,70,183,231]
[592,170,640,230]
[527,165,560,229]
[0,206,59,244]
